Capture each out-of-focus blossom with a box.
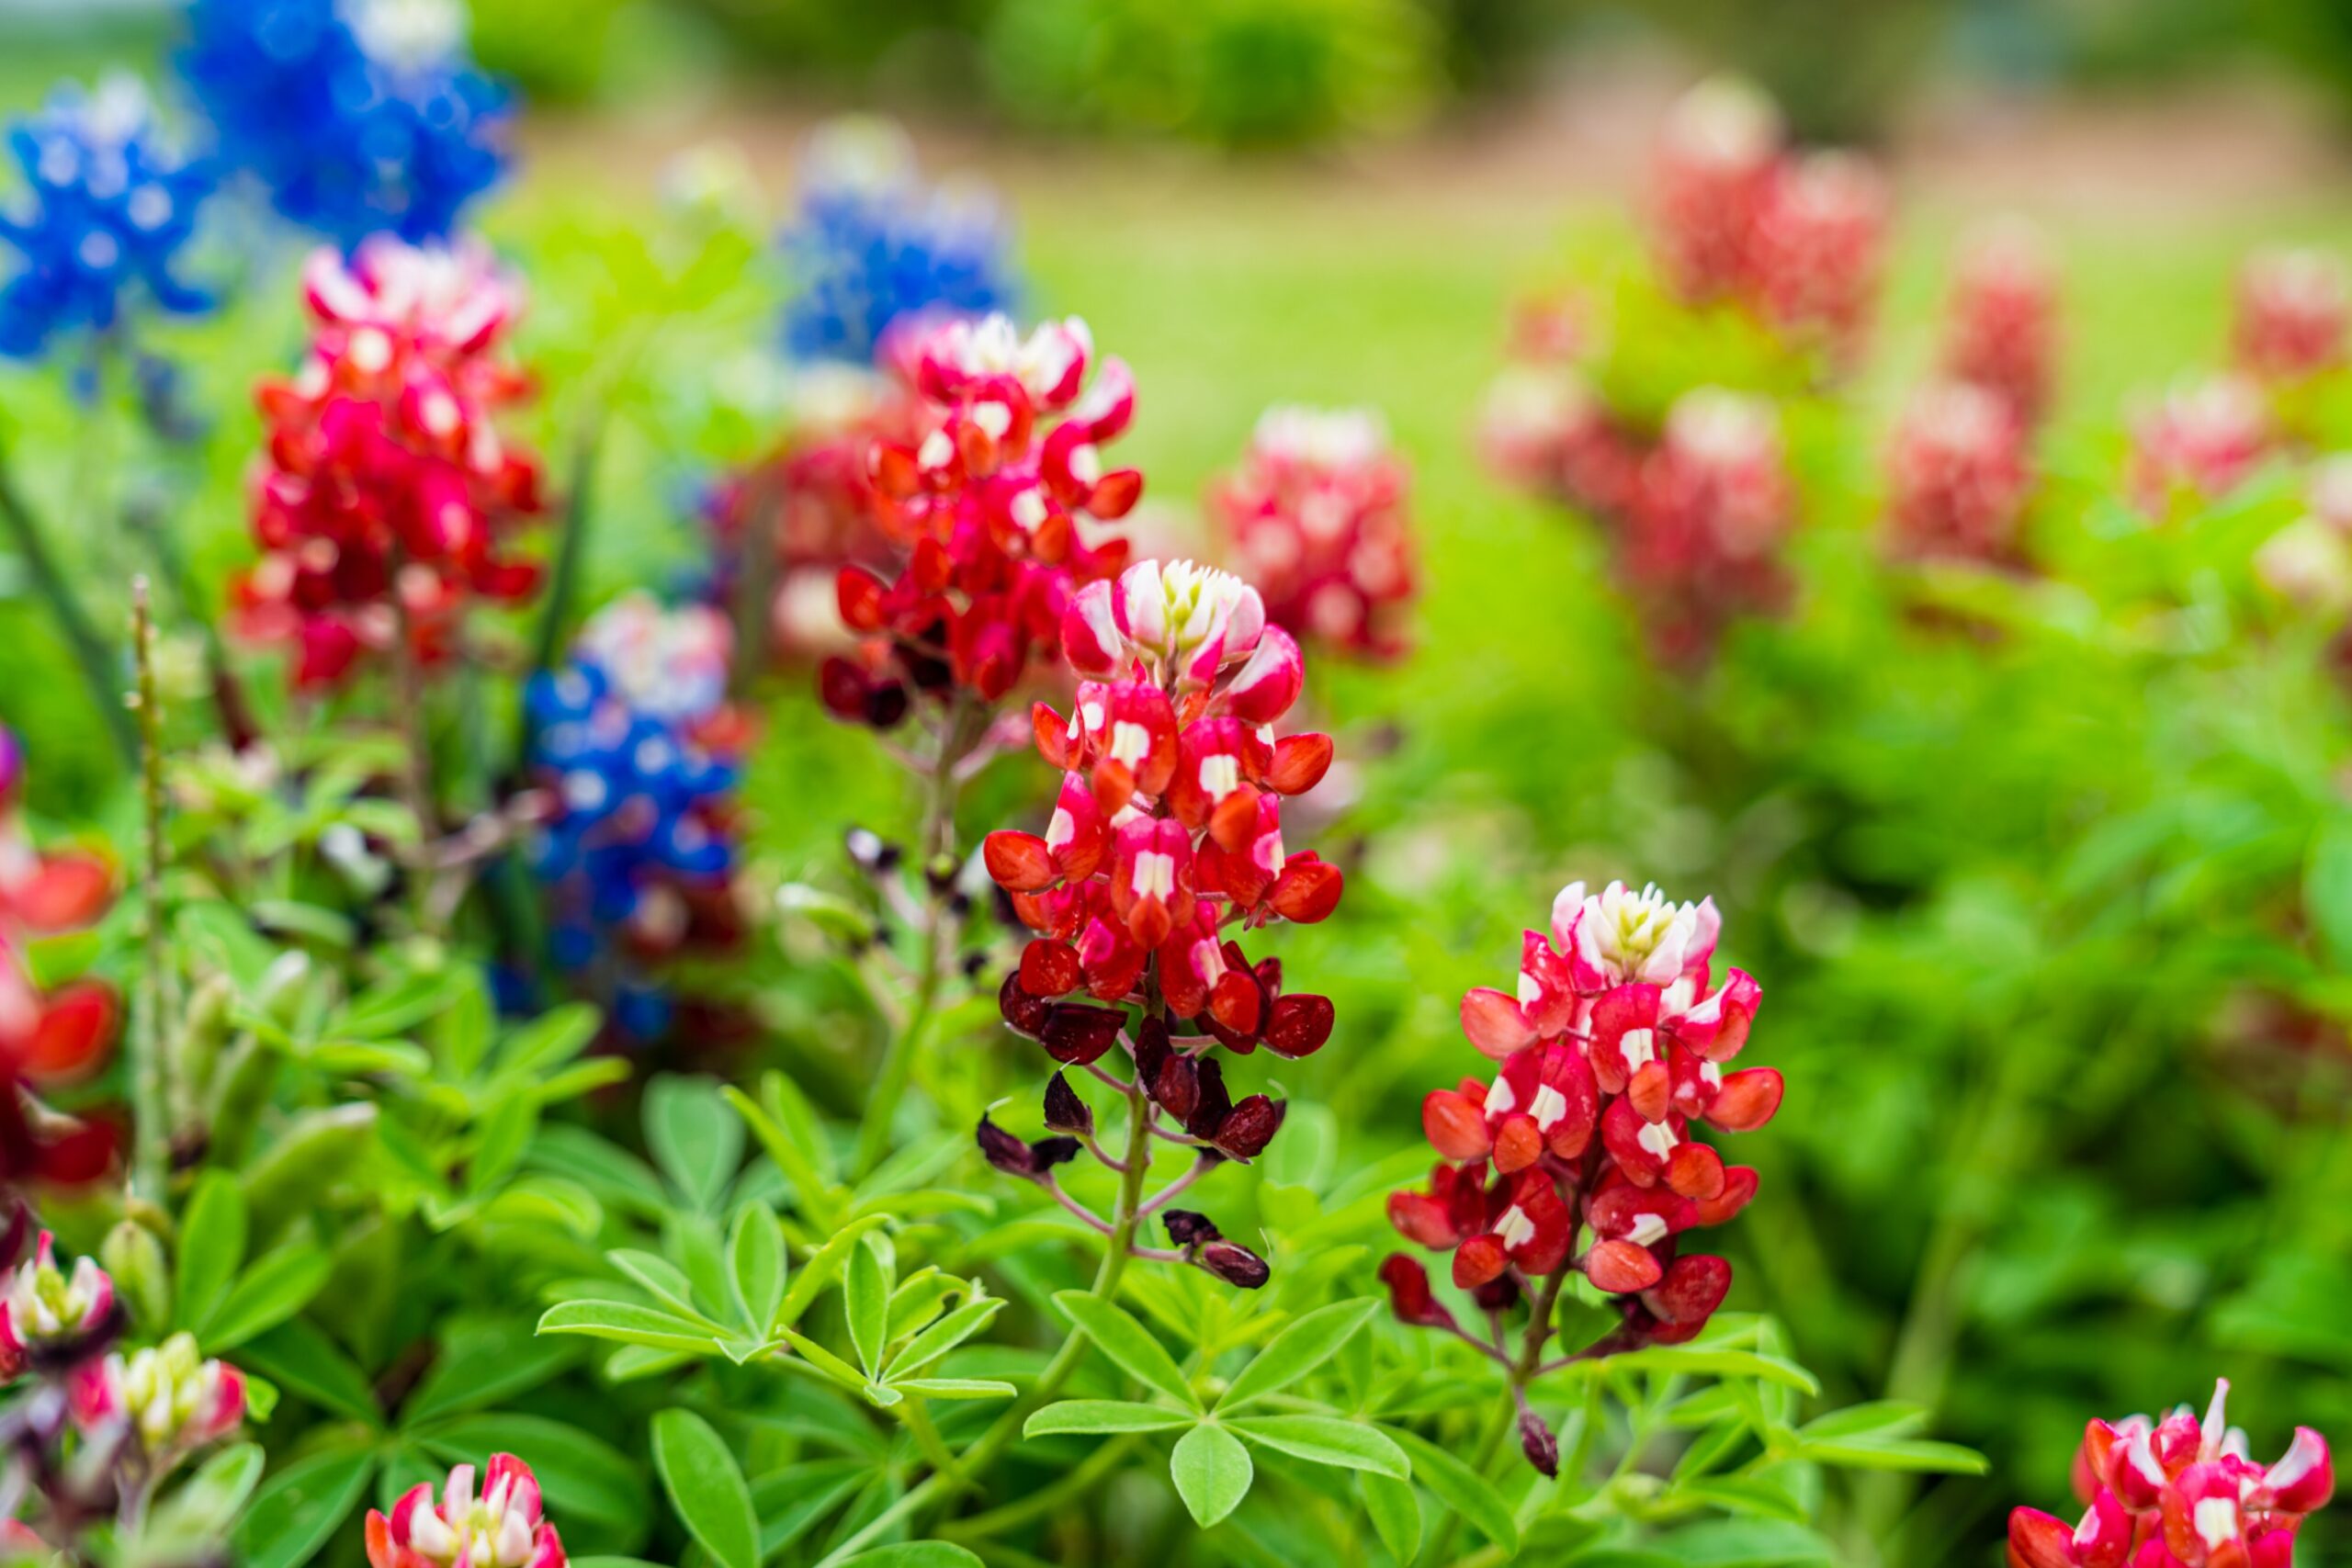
[780,119,1021,367]
[2127,376,2271,520]
[1748,151,1889,368]
[179,0,509,248]
[1622,388,1796,663]
[2233,248,2347,386]
[1647,76,1783,305]
[0,77,215,361]
[824,313,1139,725]
[571,593,737,739]
[232,238,544,689]
[367,1454,567,1568]
[0,1233,115,1377]
[2008,1381,2333,1568]
[2256,454,2352,608]
[1885,380,2033,566]
[1943,219,2061,428]
[1211,405,1418,659]
[71,1331,245,1456]
[1385,880,1770,1430]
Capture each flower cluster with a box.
[232,239,545,689]
[780,120,1022,367]
[2233,249,2346,387]
[368,1454,567,1568]
[1383,882,1772,1404]
[1943,220,2062,430]
[1884,379,2034,567]
[0,1232,118,1378]
[2007,1382,2334,1568]
[2256,456,2352,609]
[1646,77,1889,367]
[2127,376,2272,521]
[70,1331,247,1460]
[979,558,1341,1283]
[0,734,118,1187]
[179,0,510,248]
[0,77,216,361]
[824,313,1140,725]
[1209,405,1418,660]
[525,599,742,1042]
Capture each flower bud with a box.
[72,1331,244,1457]
[1519,1411,1560,1478]
[1198,1240,1270,1290]
[99,1221,168,1337]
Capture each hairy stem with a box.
[127,581,170,1200]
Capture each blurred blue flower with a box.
[0,78,217,362]
[781,122,1021,366]
[178,0,510,249]
[523,660,738,974]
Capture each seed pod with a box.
[1519,1411,1560,1477]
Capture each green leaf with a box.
[1024,1400,1194,1436]
[537,1300,719,1356]
[237,1322,381,1427]
[888,1298,1003,1381]
[651,1409,760,1568]
[725,1076,838,1219]
[1792,1436,1988,1474]
[401,1322,578,1427]
[1052,1290,1198,1409]
[837,1547,984,1568]
[606,1249,721,1327]
[886,1379,1016,1399]
[1169,1423,1252,1528]
[645,1076,742,1212]
[776,1326,870,1393]
[726,1201,786,1337]
[2308,815,2352,971]
[232,1440,376,1568]
[1792,1402,1929,1443]
[845,1236,889,1379]
[1216,1299,1378,1412]
[1361,1472,1421,1563]
[175,1170,247,1330]
[149,1441,266,1539]
[776,1215,889,1327]
[413,1413,647,1529]
[1227,1416,1408,1478]
[198,1244,333,1350]
[497,1004,602,1077]
[467,1095,537,1198]
[1381,1427,1519,1553]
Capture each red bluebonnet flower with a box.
[2127,377,2272,521]
[1885,380,2034,567]
[1748,151,1889,371]
[1385,881,1771,1412]
[1646,76,1784,306]
[824,313,1139,725]
[1211,405,1418,660]
[232,239,545,690]
[2009,1381,2333,1568]
[367,1454,566,1568]
[70,1331,245,1459]
[2233,249,2347,386]
[1621,389,1796,664]
[1943,220,2061,430]
[0,1232,115,1378]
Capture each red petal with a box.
[1267,858,1343,924]
[1461,989,1537,1060]
[1584,1238,1666,1294]
[1264,733,1333,795]
[1451,1234,1509,1290]
[1262,992,1335,1058]
[25,983,115,1079]
[1705,1067,1783,1133]
[1422,1089,1493,1162]
[983,830,1057,893]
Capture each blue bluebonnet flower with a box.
[780,121,1021,366]
[0,78,216,361]
[178,0,510,249]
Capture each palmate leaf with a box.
[888,1297,1002,1382]
[537,1300,721,1357]
[644,1075,742,1213]
[1169,1423,1252,1528]
[728,1201,787,1337]
[846,1236,890,1379]
[1024,1400,1195,1436]
[1226,1416,1408,1478]
[1215,1298,1378,1413]
[651,1410,760,1568]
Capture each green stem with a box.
[127,580,170,1200]
[1422,1395,1515,1567]
[812,1475,948,1568]
[938,1434,1140,1541]
[528,421,602,680]
[901,1398,965,1488]
[0,439,134,766]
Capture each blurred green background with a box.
[8,2,2352,1566]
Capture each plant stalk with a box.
[0,442,134,766]
[127,580,170,1200]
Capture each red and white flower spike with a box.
[2127,376,2272,520]
[69,1332,245,1459]
[1749,150,1890,370]
[1386,880,1774,1438]
[1647,75,1784,306]
[0,1232,113,1376]
[1211,405,1419,660]
[2256,455,2352,609]
[367,1454,568,1568]
[2013,1382,2333,1568]
[1943,218,2062,429]
[1885,380,2034,567]
[2233,248,2347,385]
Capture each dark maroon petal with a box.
[818,656,870,722]
[1641,1255,1732,1325]
[1199,1240,1271,1290]
[1263,992,1335,1058]
[1037,1002,1127,1065]
[865,680,910,729]
[1029,1135,1082,1172]
[1162,1209,1223,1248]
[1213,1095,1284,1161]
[1519,1412,1559,1478]
[1471,1272,1521,1313]
[1378,1254,1457,1330]
[999,971,1052,1037]
[976,1115,1036,1178]
[1146,1039,1199,1122]
[1184,1057,1234,1142]
[1042,1072,1092,1135]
